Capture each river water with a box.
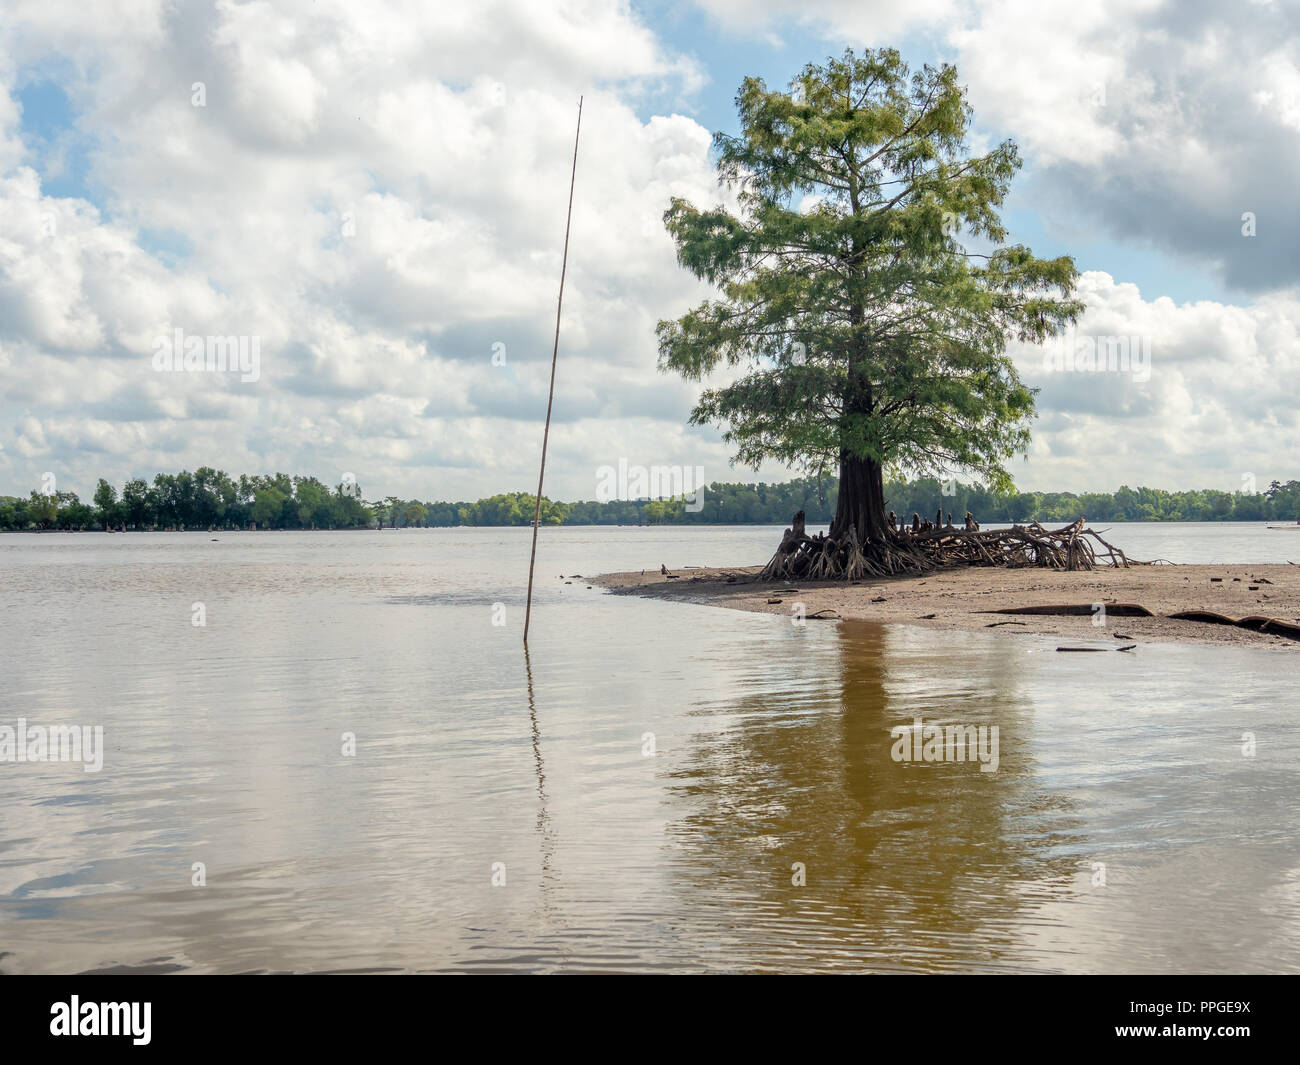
[1,523,1297,973]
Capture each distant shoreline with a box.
[5,471,1298,532]
[593,563,1300,648]
[4,519,1299,534]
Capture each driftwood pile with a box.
[759,516,1144,582]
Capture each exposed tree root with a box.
[759,517,1147,582]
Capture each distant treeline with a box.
[879,477,1300,526]
[2,470,1298,531]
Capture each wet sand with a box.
[592,563,1300,648]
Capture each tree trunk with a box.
[830,450,887,542]
[830,319,887,544]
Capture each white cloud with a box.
[1254,48,1300,132]
[695,0,956,40]
[1012,272,1300,492]
[0,0,1297,503]
[0,0,735,500]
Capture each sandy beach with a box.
[592,562,1300,648]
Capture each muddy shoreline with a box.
[591,563,1300,648]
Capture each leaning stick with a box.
[524,96,583,644]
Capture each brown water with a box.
[0,525,1297,973]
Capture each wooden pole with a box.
[524,96,582,644]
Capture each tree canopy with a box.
[658,48,1083,567]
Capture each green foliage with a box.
[657,48,1084,521]
[448,492,567,527]
[880,478,1300,525]
[121,479,151,528]
[2,474,1295,531]
[0,469,378,531]
[251,487,288,529]
[92,478,119,529]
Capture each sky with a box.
[1,0,1298,504]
